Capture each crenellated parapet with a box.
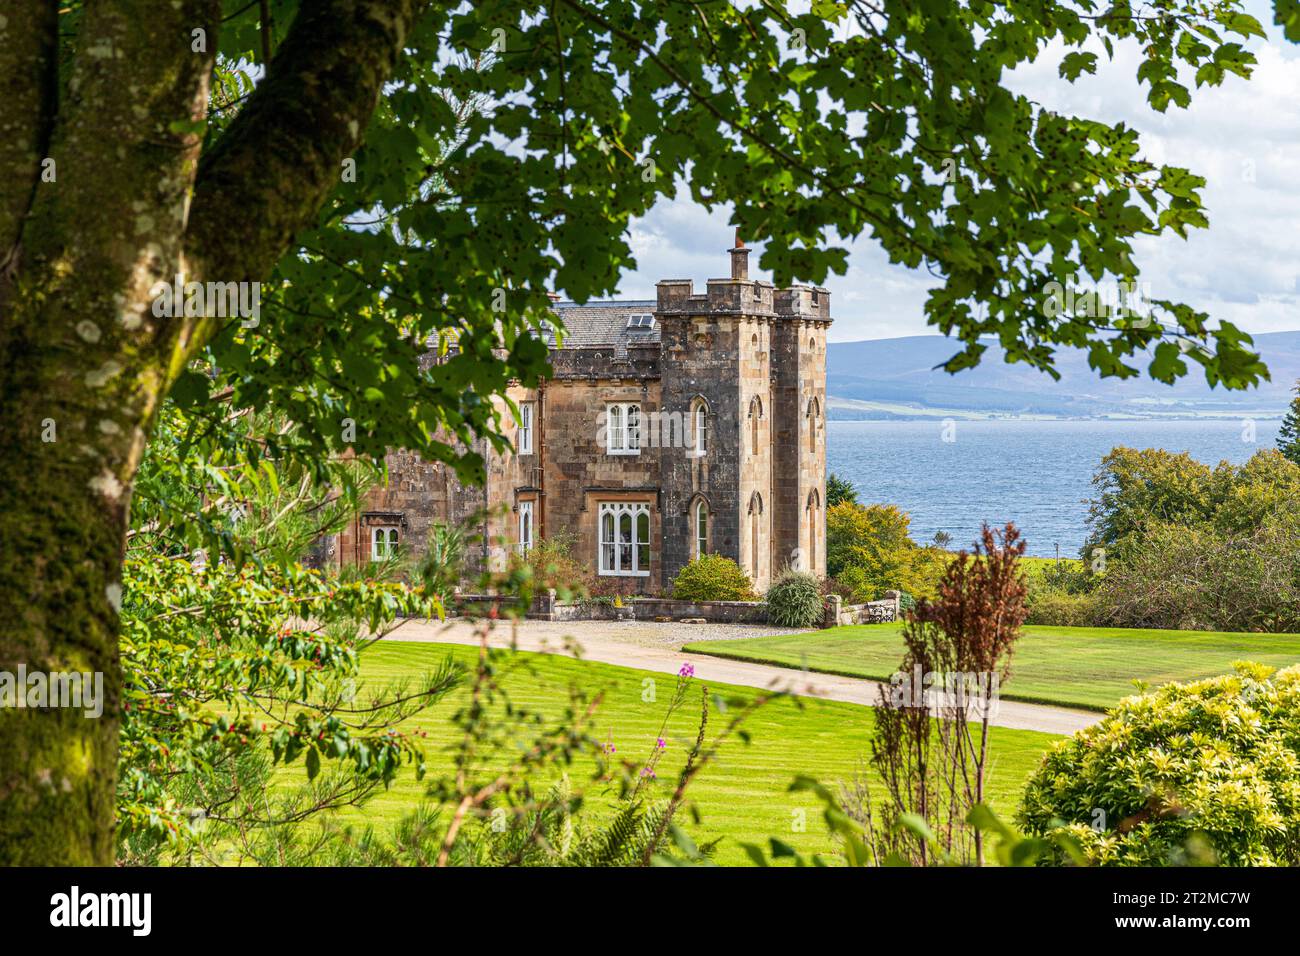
[656,276,830,323]
[774,285,832,322]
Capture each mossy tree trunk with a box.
[0,0,419,864]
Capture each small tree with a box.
[827,501,950,601]
[1278,381,1300,466]
[860,523,1028,866]
[826,473,858,508]
[826,501,913,580]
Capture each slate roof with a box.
[549,300,660,350]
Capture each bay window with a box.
[598,502,650,576]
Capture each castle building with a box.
[332,237,830,594]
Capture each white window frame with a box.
[695,500,708,558]
[517,402,534,455]
[518,500,534,553]
[598,502,651,576]
[605,402,641,455]
[371,525,399,560]
[693,402,707,456]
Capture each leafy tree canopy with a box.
[13,0,1287,490]
[5,0,1300,864]
[1084,445,1300,560]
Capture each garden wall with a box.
[823,591,901,627]
[526,590,767,623]
[628,597,767,624]
[452,590,901,628]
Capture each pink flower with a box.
[678,662,695,678]
[656,737,666,750]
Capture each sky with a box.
[612,1,1300,344]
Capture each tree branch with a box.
[184,0,423,359]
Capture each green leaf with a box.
[1059,51,1098,81]
[739,842,770,867]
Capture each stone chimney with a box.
[729,231,749,281]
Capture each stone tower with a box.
[656,238,830,591]
[771,282,830,579]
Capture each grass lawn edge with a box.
[680,641,1112,714]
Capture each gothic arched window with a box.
[806,489,821,573]
[695,499,708,558]
[690,397,708,457]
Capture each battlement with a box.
[655,277,830,321]
[654,235,830,321]
[774,285,831,321]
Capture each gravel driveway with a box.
[383,617,1099,735]
[388,617,812,650]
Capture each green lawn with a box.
[340,641,1058,865]
[683,623,1300,712]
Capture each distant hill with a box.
[825,332,1300,420]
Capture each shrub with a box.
[1090,517,1300,633]
[671,554,755,602]
[820,575,855,600]
[1023,556,1103,626]
[838,561,939,605]
[897,546,950,600]
[1022,556,1092,593]
[1025,591,1102,627]
[1018,663,1300,866]
[764,570,823,627]
[509,532,601,601]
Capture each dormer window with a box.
[626,313,655,329]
